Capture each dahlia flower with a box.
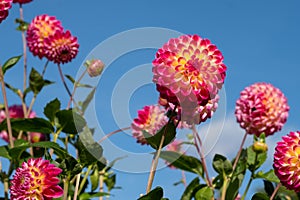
[0,105,47,143]
[131,105,168,145]
[235,83,289,136]
[10,158,63,199]
[26,14,63,59]
[44,30,79,64]
[273,131,300,192]
[152,34,226,124]
[13,0,32,4]
[0,0,12,24]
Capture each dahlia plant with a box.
[0,1,298,200]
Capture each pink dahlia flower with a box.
[153,34,226,124]
[0,105,47,143]
[131,105,168,145]
[44,30,79,64]
[10,158,63,199]
[13,0,32,4]
[235,83,289,136]
[26,14,63,59]
[273,131,300,192]
[0,0,12,24]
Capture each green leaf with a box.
[65,74,93,88]
[65,74,76,84]
[81,88,96,113]
[138,187,164,200]
[160,151,203,176]
[0,146,11,159]
[56,109,86,134]
[5,82,19,96]
[8,141,30,159]
[2,55,22,74]
[79,192,109,200]
[195,186,213,200]
[90,167,99,191]
[31,141,68,158]
[263,180,274,197]
[78,128,103,166]
[254,169,280,183]
[143,122,176,150]
[213,154,232,175]
[247,146,267,170]
[233,149,247,176]
[29,68,54,95]
[181,177,201,200]
[58,156,82,177]
[251,193,269,200]
[44,98,61,123]
[104,174,116,192]
[225,175,241,200]
[0,118,54,133]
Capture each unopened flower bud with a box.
[253,141,268,153]
[85,59,105,77]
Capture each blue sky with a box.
[0,0,300,199]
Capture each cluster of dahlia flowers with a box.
[152,34,226,124]
[0,104,47,143]
[10,158,63,199]
[26,14,79,64]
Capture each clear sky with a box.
[0,0,300,199]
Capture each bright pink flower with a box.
[235,83,289,136]
[44,30,79,64]
[10,158,63,199]
[0,105,47,143]
[152,34,226,124]
[131,105,168,145]
[0,0,12,24]
[13,0,32,4]
[273,131,300,192]
[27,14,63,59]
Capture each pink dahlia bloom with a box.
[44,30,79,64]
[153,34,226,124]
[131,105,168,145]
[273,131,300,192]
[0,105,47,143]
[235,83,289,136]
[27,14,63,59]
[13,0,32,4]
[0,0,12,24]
[10,158,63,199]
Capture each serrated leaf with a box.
[81,88,96,113]
[160,151,203,176]
[138,187,164,200]
[251,192,269,200]
[143,122,176,150]
[254,169,280,183]
[44,98,61,123]
[56,109,86,134]
[0,118,54,133]
[2,55,22,74]
[181,177,201,200]
[195,186,213,200]
[213,154,232,175]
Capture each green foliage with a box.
[29,68,54,95]
[181,177,202,200]
[81,88,96,113]
[44,98,61,123]
[138,187,167,200]
[2,55,22,74]
[247,146,267,171]
[254,169,280,183]
[79,192,109,200]
[212,154,232,175]
[160,151,203,176]
[56,109,86,134]
[194,186,213,200]
[251,193,269,200]
[143,122,176,150]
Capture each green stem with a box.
[78,165,92,194]
[221,175,229,200]
[73,174,81,200]
[98,127,131,143]
[67,68,87,109]
[241,154,258,200]
[4,177,8,200]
